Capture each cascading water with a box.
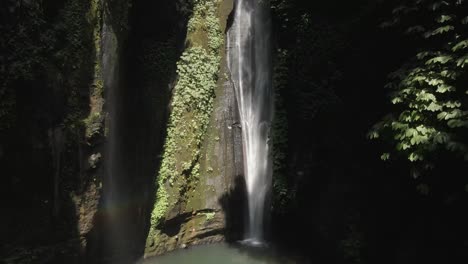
[227,0,273,244]
[102,19,128,259]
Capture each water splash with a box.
[227,0,273,243]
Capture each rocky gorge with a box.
[1,0,468,263]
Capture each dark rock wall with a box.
[0,0,129,262]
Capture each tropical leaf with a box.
[462,16,468,24]
[436,84,455,93]
[380,153,390,161]
[456,54,468,67]
[430,1,449,11]
[437,14,453,23]
[447,119,468,128]
[409,152,423,162]
[431,25,454,35]
[452,40,468,52]
[426,102,442,111]
[425,55,452,64]
[370,0,468,167]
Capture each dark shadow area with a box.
[0,0,99,263]
[219,175,248,242]
[269,0,414,262]
[84,0,191,263]
[122,0,190,260]
[158,209,220,238]
[270,1,468,264]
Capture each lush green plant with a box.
[148,0,223,235]
[369,0,468,168]
[201,211,215,221]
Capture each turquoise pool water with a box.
[140,243,301,264]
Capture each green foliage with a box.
[201,211,215,221]
[369,0,468,167]
[149,0,223,232]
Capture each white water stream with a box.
[227,0,273,244]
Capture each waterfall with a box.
[102,18,126,259]
[227,0,273,244]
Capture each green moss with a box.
[148,0,223,238]
[90,0,103,97]
[198,211,215,221]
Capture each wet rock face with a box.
[0,0,111,262]
[144,0,248,257]
[146,210,226,256]
[144,52,246,256]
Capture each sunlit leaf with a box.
[392,97,403,104]
[409,152,423,162]
[434,132,449,144]
[437,111,448,120]
[368,130,380,139]
[425,25,454,38]
[436,84,455,93]
[380,153,390,161]
[426,102,442,111]
[443,101,461,108]
[452,40,468,52]
[462,16,468,24]
[456,54,468,67]
[437,15,453,23]
[430,1,449,11]
[425,77,443,86]
[425,55,452,65]
[447,119,468,128]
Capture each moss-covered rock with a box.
[144,0,242,257]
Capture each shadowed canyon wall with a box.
[3,1,467,264]
[1,0,245,262]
